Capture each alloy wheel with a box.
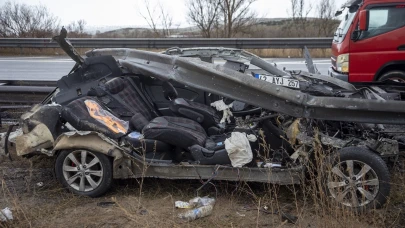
[327,159,379,208]
[62,150,104,192]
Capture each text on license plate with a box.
[254,74,300,89]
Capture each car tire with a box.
[324,147,390,213]
[378,70,405,83]
[55,149,113,197]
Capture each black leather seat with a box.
[162,81,222,132]
[61,96,127,139]
[65,78,231,165]
[143,116,230,165]
[143,116,207,148]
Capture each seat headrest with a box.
[105,78,126,94]
[130,113,149,132]
[87,87,107,97]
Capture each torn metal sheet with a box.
[303,46,318,74]
[52,131,132,179]
[15,124,54,156]
[52,131,124,158]
[85,48,405,124]
[129,161,303,185]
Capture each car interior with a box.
[52,55,296,166]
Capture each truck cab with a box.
[329,0,405,82]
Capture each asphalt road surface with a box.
[0,56,331,81]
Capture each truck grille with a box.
[331,56,337,70]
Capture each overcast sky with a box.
[4,0,348,28]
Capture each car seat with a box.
[62,80,231,165]
[162,81,224,135]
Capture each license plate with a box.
[254,74,300,89]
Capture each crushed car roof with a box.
[85,48,405,125]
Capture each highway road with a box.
[0,56,331,81]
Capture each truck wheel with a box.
[324,147,390,212]
[55,149,113,197]
[378,71,405,83]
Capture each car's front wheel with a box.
[325,147,390,212]
[55,149,113,197]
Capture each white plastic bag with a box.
[211,100,233,124]
[0,207,13,221]
[225,132,253,167]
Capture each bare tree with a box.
[158,1,173,37]
[67,19,90,38]
[0,1,59,38]
[219,0,258,38]
[137,0,174,37]
[137,0,159,36]
[316,0,337,36]
[187,0,221,38]
[287,0,312,37]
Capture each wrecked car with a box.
[3,29,405,213]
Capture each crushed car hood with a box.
[86,48,405,125]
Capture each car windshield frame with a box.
[333,7,358,43]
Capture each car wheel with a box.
[378,70,405,83]
[55,149,113,197]
[325,147,390,212]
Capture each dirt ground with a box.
[1,141,405,227]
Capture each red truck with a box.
[329,0,405,82]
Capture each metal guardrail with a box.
[0,37,333,49]
[0,84,51,124]
[0,85,54,93]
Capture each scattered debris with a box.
[139,209,148,215]
[175,201,193,209]
[211,100,233,124]
[0,208,13,222]
[241,206,298,224]
[225,132,253,167]
[256,162,282,168]
[236,212,246,217]
[9,128,22,143]
[279,211,298,224]
[97,202,116,208]
[176,197,216,221]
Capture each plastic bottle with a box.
[178,205,214,221]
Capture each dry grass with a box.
[1,137,404,227]
[0,47,332,58]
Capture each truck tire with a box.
[55,149,113,197]
[378,70,405,83]
[324,147,390,213]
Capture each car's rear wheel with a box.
[378,70,405,83]
[55,149,113,197]
[325,147,390,212]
